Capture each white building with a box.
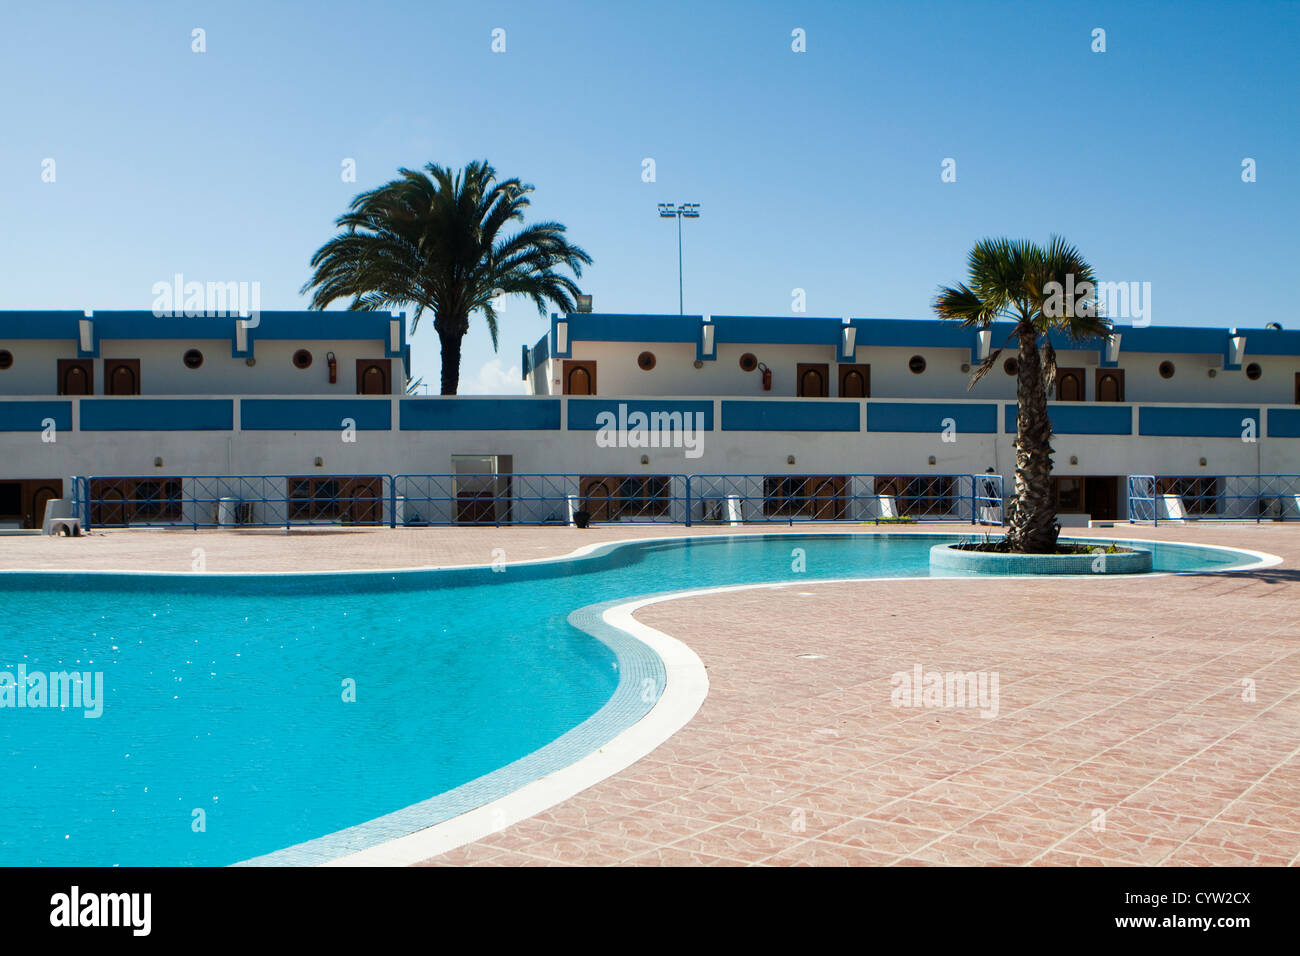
[2,310,1297,528]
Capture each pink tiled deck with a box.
[7,523,1298,865]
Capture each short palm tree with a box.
[302,160,592,394]
[934,236,1108,553]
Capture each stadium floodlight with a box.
[657,202,702,314]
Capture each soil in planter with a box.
[954,541,1136,555]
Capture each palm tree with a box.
[934,236,1108,553]
[302,160,592,394]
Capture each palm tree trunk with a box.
[1006,328,1059,553]
[437,325,464,395]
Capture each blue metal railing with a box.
[81,475,390,531]
[687,474,1002,526]
[1128,474,1300,524]
[77,472,1007,530]
[391,474,689,527]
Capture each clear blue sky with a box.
[1,0,1295,393]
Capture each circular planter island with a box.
[930,541,1153,575]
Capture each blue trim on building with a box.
[0,400,73,432]
[80,399,234,431]
[1267,408,1300,438]
[1138,406,1261,438]
[868,402,997,434]
[532,313,1300,361]
[0,310,401,364]
[1003,403,1133,435]
[721,400,859,432]
[241,399,391,431]
[567,399,714,431]
[400,398,561,431]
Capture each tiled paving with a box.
[7,522,1299,865]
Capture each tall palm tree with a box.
[302,160,592,394]
[934,236,1108,553]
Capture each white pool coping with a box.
[318,587,721,866]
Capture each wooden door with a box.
[579,476,615,520]
[563,360,597,395]
[356,359,391,395]
[1095,368,1125,402]
[105,359,141,395]
[1056,367,1085,401]
[838,364,870,398]
[806,476,847,519]
[57,359,93,395]
[797,363,829,397]
[27,480,62,529]
[343,477,383,524]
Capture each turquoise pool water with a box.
[0,532,1260,866]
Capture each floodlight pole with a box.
[659,202,700,315]
[676,213,684,315]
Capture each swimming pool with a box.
[0,532,1267,866]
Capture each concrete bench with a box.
[41,499,83,536]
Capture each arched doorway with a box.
[797,363,828,397]
[356,359,391,395]
[562,360,597,395]
[1056,368,1085,401]
[1095,368,1125,402]
[838,364,870,398]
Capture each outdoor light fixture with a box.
[928,455,937,465]
[1070,456,1078,465]
[314,457,323,467]
[1200,457,1208,466]
[640,454,649,465]
[657,202,701,315]
[154,457,163,467]
[961,363,971,373]
[787,455,796,465]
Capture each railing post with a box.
[684,475,692,528]
[82,476,92,532]
[389,476,397,529]
[970,475,976,525]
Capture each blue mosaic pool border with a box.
[236,593,665,866]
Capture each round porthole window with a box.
[637,350,656,371]
[1246,362,1262,380]
[183,348,204,369]
[1159,360,1175,379]
[293,349,313,369]
[908,355,926,374]
[0,350,12,371]
[739,352,758,372]
[1003,357,1018,376]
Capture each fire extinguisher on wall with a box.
[757,362,772,391]
[326,351,337,385]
